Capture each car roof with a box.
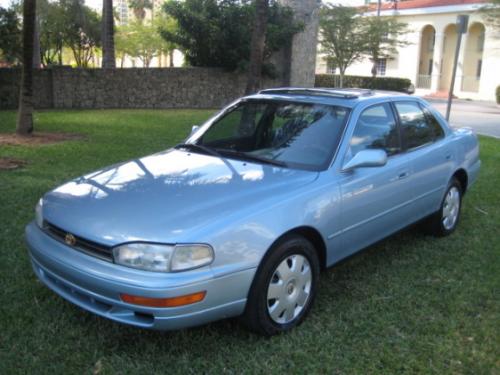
[245,87,417,109]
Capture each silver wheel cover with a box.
[442,186,460,230]
[266,254,312,324]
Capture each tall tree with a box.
[33,14,41,67]
[129,0,152,23]
[60,0,101,68]
[480,0,500,29]
[0,6,22,65]
[362,16,409,77]
[16,0,37,136]
[116,20,172,67]
[102,0,116,67]
[161,0,301,72]
[319,5,366,87]
[245,0,269,94]
[38,0,66,66]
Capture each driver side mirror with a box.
[342,149,388,172]
[190,125,200,136]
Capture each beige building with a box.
[317,0,500,101]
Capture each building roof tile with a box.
[368,0,485,11]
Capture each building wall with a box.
[0,67,279,110]
[316,9,500,101]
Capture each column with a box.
[430,32,444,92]
[454,33,467,94]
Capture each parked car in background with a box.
[26,88,480,336]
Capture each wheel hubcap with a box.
[267,254,312,324]
[442,186,460,230]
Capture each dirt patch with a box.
[0,132,85,146]
[0,157,27,170]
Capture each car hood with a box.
[42,149,318,246]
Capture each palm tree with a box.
[129,0,152,23]
[16,0,37,136]
[33,16,41,67]
[245,0,269,95]
[102,0,116,68]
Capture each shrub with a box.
[496,85,500,104]
[315,74,413,93]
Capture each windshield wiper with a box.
[217,149,288,168]
[175,143,287,168]
[174,143,224,159]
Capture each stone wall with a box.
[0,67,280,110]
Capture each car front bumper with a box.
[26,222,256,330]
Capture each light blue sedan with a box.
[26,88,480,335]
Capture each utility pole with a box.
[445,15,469,121]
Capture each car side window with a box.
[395,101,436,150]
[421,106,445,141]
[349,103,400,157]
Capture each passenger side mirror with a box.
[342,149,388,172]
[190,125,200,136]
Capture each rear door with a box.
[393,100,454,220]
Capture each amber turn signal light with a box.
[121,291,206,308]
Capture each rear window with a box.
[395,102,436,150]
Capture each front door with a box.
[336,103,414,261]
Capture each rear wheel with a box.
[242,234,320,336]
[425,177,462,236]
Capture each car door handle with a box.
[445,154,452,160]
[397,171,409,180]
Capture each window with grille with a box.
[376,59,386,76]
[326,59,337,74]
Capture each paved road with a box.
[424,98,500,138]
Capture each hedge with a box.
[315,74,413,93]
[496,85,500,104]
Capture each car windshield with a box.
[191,100,350,170]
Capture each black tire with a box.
[242,234,320,336]
[425,177,463,237]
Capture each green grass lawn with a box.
[0,110,499,374]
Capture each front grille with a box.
[43,221,113,262]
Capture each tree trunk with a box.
[134,8,145,23]
[33,18,41,68]
[339,68,345,88]
[16,0,36,136]
[377,0,381,16]
[102,0,116,68]
[245,0,269,95]
[371,61,377,78]
[169,50,174,67]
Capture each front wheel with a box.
[242,235,320,336]
[425,177,462,236]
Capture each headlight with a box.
[170,244,214,272]
[112,243,214,272]
[35,198,43,228]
